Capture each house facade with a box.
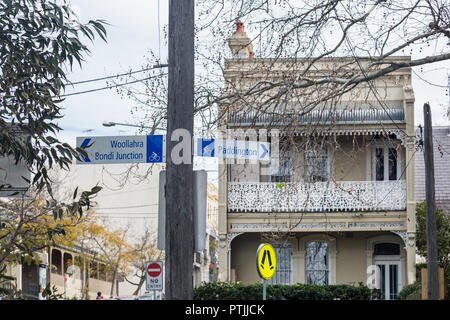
[217,24,416,300]
[2,246,114,300]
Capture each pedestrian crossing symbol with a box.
[256,243,277,279]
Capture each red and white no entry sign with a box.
[147,263,162,277]
[146,261,163,291]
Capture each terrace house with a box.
[217,23,416,300]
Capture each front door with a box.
[375,260,402,300]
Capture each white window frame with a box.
[270,145,292,182]
[304,147,330,183]
[371,145,402,181]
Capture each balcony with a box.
[227,106,405,127]
[228,180,406,212]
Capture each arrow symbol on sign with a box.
[80,138,92,162]
[260,143,268,159]
[260,250,267,270]
[260,250,274,270]
[267,250,274,270]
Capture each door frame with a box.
[374,255,403,300]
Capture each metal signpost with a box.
[157,170,207,251]
[256,243,277,300]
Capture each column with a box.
[292,250,305,283]
[217,124,229,281]
[404,85,416,284]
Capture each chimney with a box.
[227,20,254,58]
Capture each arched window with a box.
[89,261,98,279]
[306,241,329,285]
[63,253,73,274]
[51,249,62,275]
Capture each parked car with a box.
[112,295,139,300]
[136,292,165,300]
[136,294,153,300]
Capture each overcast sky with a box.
[58,0,450,148]
[58,0,168,143]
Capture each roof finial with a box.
[228,20,254,58]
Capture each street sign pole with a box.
[256,243,276,301]
[263,279,267,300]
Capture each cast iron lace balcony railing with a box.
[228,180,406,212]
[227,108,405,126]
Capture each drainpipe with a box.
[228,248,231,281]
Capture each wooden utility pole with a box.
[423,103,439,300]
[165,0,195,299]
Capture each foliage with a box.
[415,201,450,268]
[397,282,421,300]
[194,282,373,300]
[76,217,134,297]
[0,187,101,267]
[42,283,64,300]
[124,227,164,296]
[0,279,62,300]
[0,0,107,193]
[0,0,107,298]
[415,201,450,297]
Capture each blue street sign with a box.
[195,138,270,160]
[147,135,164,163]
[260,143,269,159]
[197,138,215,157]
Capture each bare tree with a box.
[109,0,449,136]
[97,0,449,245]
[124,227,164,296]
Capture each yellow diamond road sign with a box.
[256,243,277,279]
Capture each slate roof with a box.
[415,126,450,213]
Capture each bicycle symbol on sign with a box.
[149,151,161,162]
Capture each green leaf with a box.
[276,182,286,190]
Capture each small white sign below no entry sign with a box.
[146,261,163,291]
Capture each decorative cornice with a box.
[348,221,405,229]
[292,222,346,230]
[230,221,405,232]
